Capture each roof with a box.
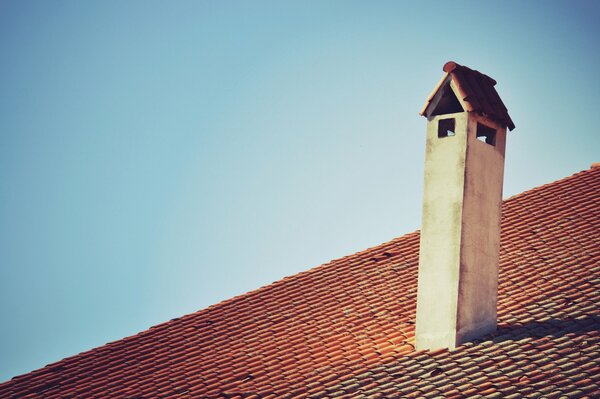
[421,61,516,131]
[2,166,599,398]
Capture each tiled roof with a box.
[421,61,516,131]
[1,166,599,398]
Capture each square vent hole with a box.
[438,118,456,138]
[476,123,496,146]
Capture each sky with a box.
[1,0,599,382]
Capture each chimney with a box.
[415,61,515,350]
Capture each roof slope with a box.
[2,167,599,398]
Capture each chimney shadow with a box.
[476,315,600,345]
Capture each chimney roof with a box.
[421,61,516,131]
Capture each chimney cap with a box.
[422,61,515,131]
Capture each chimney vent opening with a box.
[430,86,464,116]
[438,118,456,138]
[476,122,496,146]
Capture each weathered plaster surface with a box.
[416,112,506,350]
[457,114,506,344]
[416,112,467,350]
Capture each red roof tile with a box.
[1,166,599,398]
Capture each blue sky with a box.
[0,0,598,382]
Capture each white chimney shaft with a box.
[415,62,512,350]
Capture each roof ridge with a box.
[189,231,418,314]
[503,166,599,204]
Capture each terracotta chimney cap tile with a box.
[424,61,514,130]
[443,61,458,73]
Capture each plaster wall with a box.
[416,112,506,350]
[456,114,506,343]
[416,112,467,350]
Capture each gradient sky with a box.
[1,0,599,382]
